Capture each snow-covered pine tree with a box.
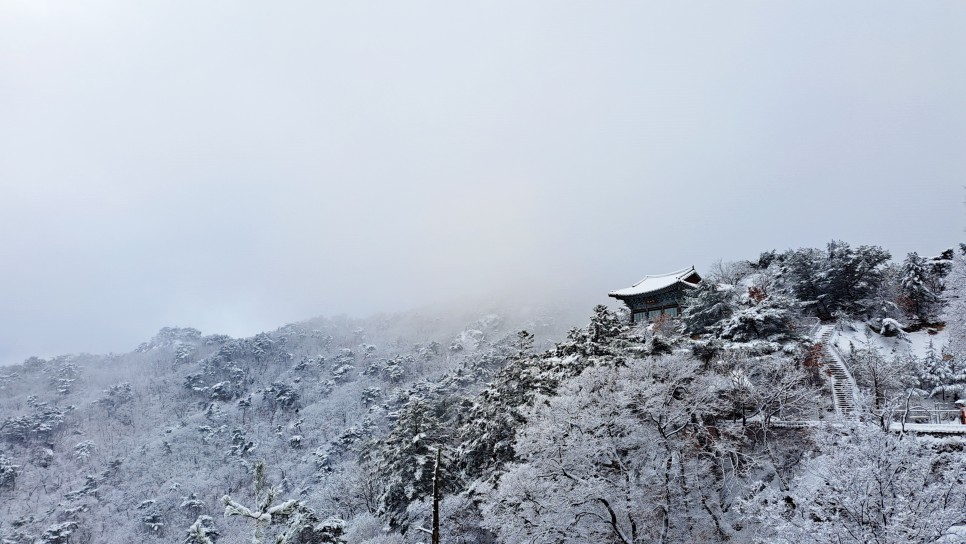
[927,248,956,292]
[780,242,891,320]
[39,521,79,544]
[184,515,219,544]
[824,241,891,317]
[372,397,453,530]
[716,295,799,342]
[681,280,736,335]
[513,329,534,359]
[899,252,941,323]
[0,454,19,492]
[917,340,953,399]
[587,304,623,345]
[456,325,597,483]
[455,356,541,483]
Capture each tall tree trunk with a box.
[432,448,441,544]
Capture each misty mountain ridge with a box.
[2,241,966,543]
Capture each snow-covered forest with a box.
[2,240,965,544]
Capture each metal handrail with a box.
[896,409,963,425]
[825,339,859,410]
[804,317,823,339]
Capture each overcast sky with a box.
[1,1,964,365]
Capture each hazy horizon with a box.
[2,2,964,365]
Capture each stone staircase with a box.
[815,324,858,420]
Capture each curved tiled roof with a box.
[608,266,700,298]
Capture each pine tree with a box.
[681,281,736,335]
[587,304,623,344]
[716,295,798,342]
[918,340,952,399]
[374,398,452,529]
[899,252,941,323]
[780,241,891,319]
[184,516,219,544]
[456,338,594,483]
[39,522,79,544]
[825,241,891,316]
[513,330,534,359]
[0,454,19,492]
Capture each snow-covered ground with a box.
[832,319,948,360]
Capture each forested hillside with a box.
[2,241,965,544]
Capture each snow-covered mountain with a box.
[1,241,965,544]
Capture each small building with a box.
[609,266,702,324]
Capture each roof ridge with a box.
[608,266,699,298]
[631,266,695,287]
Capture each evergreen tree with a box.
[716,295,798,342]
[927,248,955,292]
[373,398,453,529]
[825,241,891,316]
[681,281,736,335]
[918,340,952,399]
[588,304,623,344]
[513,329,534,359]
[780,247,828,316]
[39,522,79,544]
[781,241,891,319]
[455,340,596,485]
[184,516,219,544]
[0,454,19,492]
[899,252,941,323]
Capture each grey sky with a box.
[1,1,964,365]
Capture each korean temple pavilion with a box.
[608,266,702,323]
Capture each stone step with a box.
[814,325,858,418]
